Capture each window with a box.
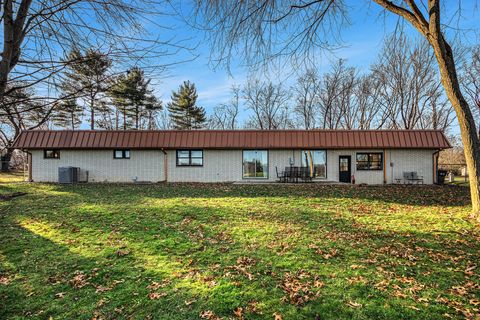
[301,150,327,178]
[243,150,268,179]
[44,149,60,159]
[356,153,383,170]
[176,150,203,166]
[114,149,130,159]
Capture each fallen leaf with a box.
[0,275,11,285]
[199,310,221,320]
[233,307,243,319]
[469,299,480,306]
[185,299,196,306]
[347,301,362,308]
[70,272,88,289]
[116,249,130,257]
[148,292,167,300]
[95,285,111,293]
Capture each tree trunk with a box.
[135,106,139,130]
[90,96,95,130]
[430,35,480,216]
[90,107,95,130]
[123,108,127,130]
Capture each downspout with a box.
[23,149,33,182]
[160,149,167,182]
[383,148,387,184]
[432,149,440,184]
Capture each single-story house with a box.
[12,129,451,184]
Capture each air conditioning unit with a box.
[58,167,79,184]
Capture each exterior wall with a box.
[31,150,165,183]
[29,148,436,184]
[325,149,435,184]
[387,149,435,184]
[167,149,298,182]
[326,149,385,184]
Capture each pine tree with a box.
[108,67,162,129]
[62,48,112,129]
[167,81,206,130]
[52,96,83,130]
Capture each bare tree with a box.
[0,86,53,170]
[318,59,357,129]
[157,109,172,130]
[371,33,453,131]
[0,0,192,109]
[292,69,321,129]
[419,84,455,131]
[462,46,480,136]
[209,86,240,129]
[0,0,192,170]
[351,74,385,129]
[194,0,480,214]
[243,78,291,130]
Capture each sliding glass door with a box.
[301,150,327,178]
[243,150,268,178]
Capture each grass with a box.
[445,176,470,187]
[0,170,25,183]
[0,180,479,319]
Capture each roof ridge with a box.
[22,129,446,133]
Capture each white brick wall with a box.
[326,149,435,184]
[30,148,436,184]
[387,149,435,184]
[31,150,165,183]
[167,149,298,182]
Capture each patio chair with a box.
[290,166,300,183]
[284,166,300,183]
[403,171,424,184]
[275,166,286,183]
[411,171,424,184]
[300,167,313,183]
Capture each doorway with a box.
[339,156,351,183]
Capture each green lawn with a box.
[0,170,25,183]
[0,181,479,319]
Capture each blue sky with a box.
[48,1,477,130]
[147,0,479,125]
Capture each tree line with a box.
[208,33,479,132]
[3,33,479,143]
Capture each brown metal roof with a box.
[12,129,451,150]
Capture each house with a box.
[12,129,451,184]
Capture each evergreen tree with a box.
[167,81,206,130]
[62,48,112,129]
[52,96,83,130]
[108,67,162,129]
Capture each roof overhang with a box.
[12,129,452,150]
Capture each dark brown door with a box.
[339,156,351,183]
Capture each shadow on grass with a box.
[2,185,479,319]
[1,219,259,319]
[26,182,472,208]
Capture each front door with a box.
[339,156,351,183]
